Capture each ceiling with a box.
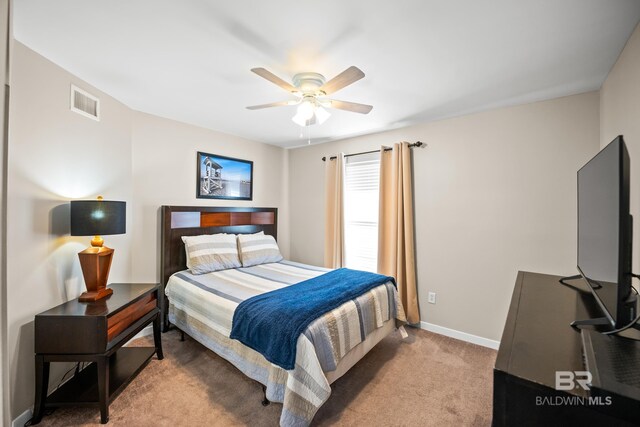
[13,1,640,148]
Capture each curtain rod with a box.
[321,141,425,161]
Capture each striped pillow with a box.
[238,232,283,267]
[182,233,241,274]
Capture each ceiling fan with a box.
[246,66,373,127]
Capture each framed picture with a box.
[196,152,253,200]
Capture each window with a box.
[344,153,380,272]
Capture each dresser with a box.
[30,283,163,424]
[493,272,640,426]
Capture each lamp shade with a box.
[70,200,126,236]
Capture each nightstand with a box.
[30,283,163,424]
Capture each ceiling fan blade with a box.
[319,66,365,95]
[251,68,298,93]
[325,99,373,114]
[246,100,299,110]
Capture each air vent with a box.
[70,85,100,121]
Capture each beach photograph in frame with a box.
[197,152,253,200]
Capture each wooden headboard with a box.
[160,205,278,330]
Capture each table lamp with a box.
[70,196,126,302]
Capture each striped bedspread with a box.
[165,260,406,427]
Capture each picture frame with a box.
[196,152,253,200]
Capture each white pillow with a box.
[182,233,241,274]
[237,232,283,267]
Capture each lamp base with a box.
[79,287,113,302]
[77,246,114,302]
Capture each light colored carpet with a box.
[37,327,496,426]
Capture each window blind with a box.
[344,153,380,272]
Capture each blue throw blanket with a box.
[229,268,395,370]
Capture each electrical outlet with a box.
[428,292,436,304]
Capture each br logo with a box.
[555,371,592,391]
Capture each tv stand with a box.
[559,274,583,287]
[558,273,602,290]
[493,271,640,426]
[571,316,640,337]
[570,317,611,327]
[558,274,638,333]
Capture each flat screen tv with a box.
[577,135,636,329]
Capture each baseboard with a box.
[419,321,500,350]
[12,408,32,427]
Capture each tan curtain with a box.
[324,153,345,268]
[378,142,420,324]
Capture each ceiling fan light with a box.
[292,100,316,126]
[315,106,330,125]
[297,100,315,120]
[292,112,309,127]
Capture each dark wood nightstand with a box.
[30,283,163,425]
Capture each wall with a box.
[600,23,640,276]
[6,41,134,418]
[130,112,289,283]
[289,92,600,341]
[1,0,10,424]
[5,42,290,420]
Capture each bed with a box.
[160,206,406,426]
